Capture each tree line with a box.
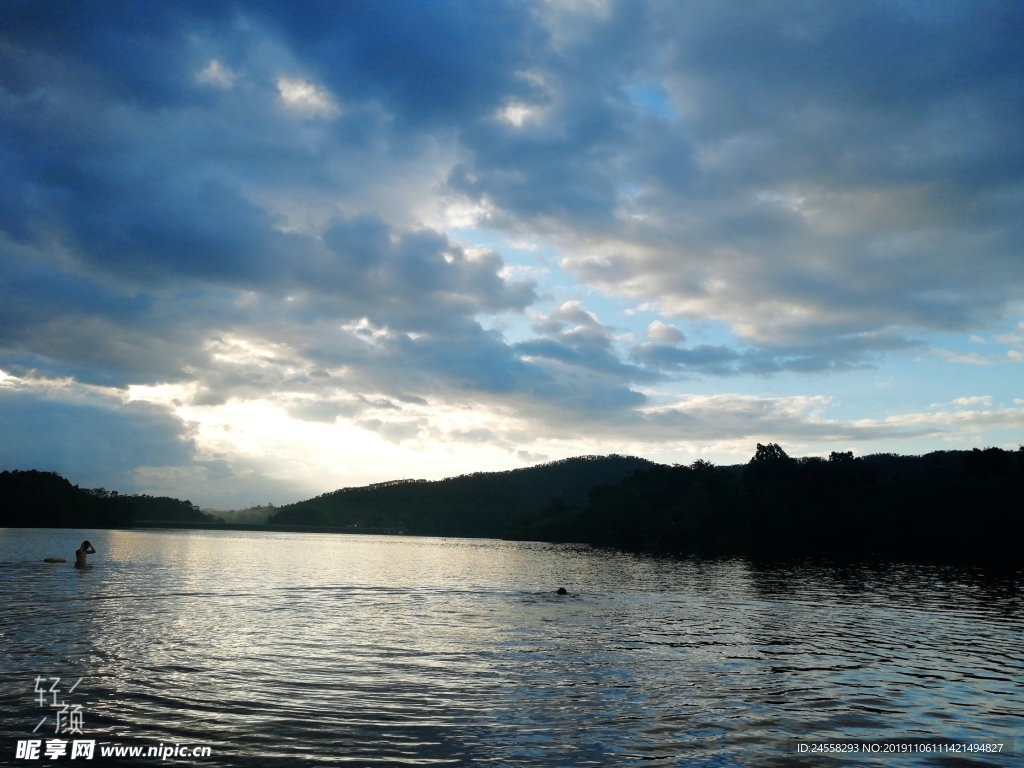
[0,469,219,528]
[506,445,1024,564]
[268,455,654,537]
[3,446,1021,564]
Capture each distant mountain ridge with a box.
[267,455,656,537]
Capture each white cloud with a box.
[8,358,1024,506]
[497,101,547,128]
[443,198,496,229]
[951,396,992,407]
[994,324,1024,343]
[858,406,1024,430]
[1009,350,1024,362]
[938,349,990,365]
[196,59,235,88]
[277,77,340,117]
[498,263,549,280]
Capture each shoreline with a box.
[136,521,406,535]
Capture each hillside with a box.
[132,494,221,523]
[6,447,1020,564]
[506,446,1024,564]
[268,455,656,537]
[0,470,219,528]
[0,470,136,528]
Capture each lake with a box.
[1,528,1020,766]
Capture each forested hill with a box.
[506,446,1024,564]
[0,469,218,528]
[267,455,655,537]
[6,448,1021,563]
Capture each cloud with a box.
[938,349,990,366]
[5,2,1017,388]
[445,2,1024,358]
[285,398,363,423]
[357,418,425,444]
[861,406,1024,431]
[0,2,1021,502]
[951,396,992,407]
[0,375,195,490]
[516,300,657,387]
[196,59,234,88]
[640,396,1024,448]
[277,77,339,117]
[645,320,685,344]
[4,359,1017,506]
[994,321,1024,344]
[497,100,548,128]
[631,331,920,377]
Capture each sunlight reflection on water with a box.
[1,528,1020,766]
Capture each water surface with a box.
[1,528,1020,766]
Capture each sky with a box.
[1,1,1023,508]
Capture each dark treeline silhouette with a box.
[269,455,654,537]
[0,470,136,528]
[131,494,219,523]
[506,445,1024,564]
[0,470,218,528]
[5,447,1022,563]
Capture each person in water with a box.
[75,540,96,568]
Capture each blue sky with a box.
[1,1,1022,507]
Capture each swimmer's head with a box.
[80,540,95,553]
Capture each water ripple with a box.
[1,529,1020,766]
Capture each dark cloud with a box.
[631,331,923,377]
[7,0,1014,390]
[0,1,1020,499]
[446,1,1024,349]
[516,300,656,382]
[253,0,539,128]
[315,214,536,327]
[0,387,195,489]
[0,243,150,339]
